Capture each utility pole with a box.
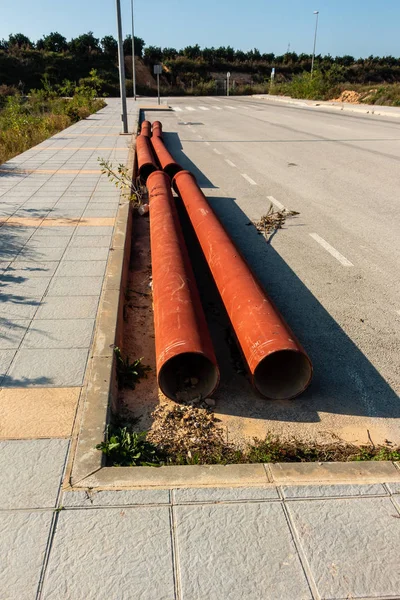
[311,10,319,77]
[130,0,137,100]
[116,0,128,133]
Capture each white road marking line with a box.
[185,106,196,111]
[310,233,354,267]
[213,98,222,101]
[197,134,203,139]
[212,106,223,110]
[198,106,209,111]
[227,105,237,110]
[267,195,287,212]
[205,141,211,146]
[225,159,236,167]
[241,173,257,185]
[213,148,222,155]
[172,106,183,112]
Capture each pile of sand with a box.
[333,90,362,103]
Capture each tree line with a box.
[1,32,400,96]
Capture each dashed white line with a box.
[213,148,222,155]
[198,106,209,111]
[212,106,222,110]
[185,106,195,111]
[225,159,236,167]
[205,141,211,146]
[267,195,287,212]
[310,233,354,267]
[227,105,237,110]
[172,106,182,112]
[197,134,203,139]
[241,173,257,185]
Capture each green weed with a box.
[96,426,164,467]
[114,347,151,389]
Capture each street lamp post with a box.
[115,0,128,132]
[311,10,319,77]
[131,0,137,100]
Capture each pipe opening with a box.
[253,350,312,400]
[164,163,183,179]
[159,352,219,402]
[139,164,158,182]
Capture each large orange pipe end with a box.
[147,170,219,401]
[173,170,312,401]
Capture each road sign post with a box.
[154,64,162,105]
[227,71,231,97]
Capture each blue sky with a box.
[1,0,399,57]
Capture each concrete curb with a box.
[65,107,400,492]
[252,94,400,119]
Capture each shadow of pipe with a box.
[176,194,400,423]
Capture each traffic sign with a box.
[153,65,162,75]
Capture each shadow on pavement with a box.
[163,132,217,189]
[176,192,400,423]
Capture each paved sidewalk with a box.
[1,99,400,600]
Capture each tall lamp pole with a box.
[131,0,137,100]
[116,0,128,133]
[311,10,319,77]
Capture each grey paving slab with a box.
[288,497,400,599]
[7,261,59,278]
[22,319,94,349]
[83,208,117,218]
[0,300,40,319]
[0,349,16,377]
[386,481,400,494]
[0,439,69,508]
[174,485,279,504]
[62,247,109,261]
[41,507,175,600]
[35,295,99,319]
[174,502,312,600]
[18,247,65,262]
[56,260,107,277]
[282,483,387,498]
[27,236,71,248]
[0,276,51,297]
[0,318,30,349]
[47,276,104,296]
[33,226,76,237]
[0,511,53,600]
[4,348,89,386]
[68,235,112,248]
[73,226,114,236]
[62,489,170,507]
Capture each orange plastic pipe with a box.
[151,134,183,178]
[136,134,158,182]
[147,170,219,401]
[173,170,312,400]
[141,120,151,137]
[152,121,163,138]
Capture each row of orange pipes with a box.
[137,119,312,401]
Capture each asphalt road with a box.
[144,96,400,445]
